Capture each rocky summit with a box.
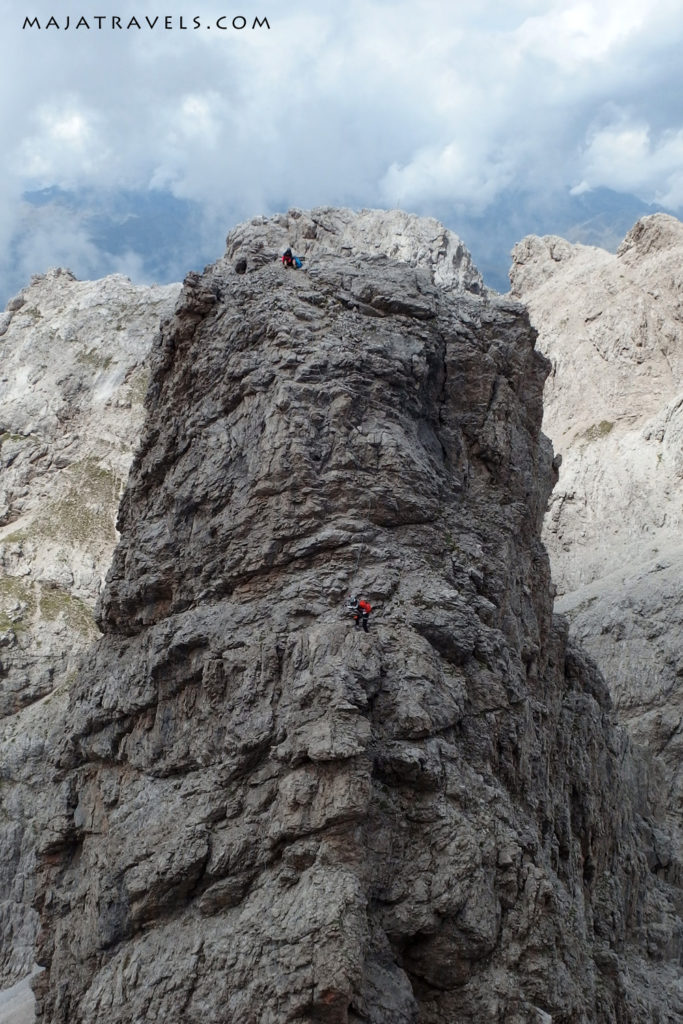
[17,209,679,1023]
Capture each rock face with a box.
[0,268,180,714]
[32,210,680,1023]
[0,269,179,994]
[510,214,683,856]
[225,207,486,296]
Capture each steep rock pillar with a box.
[33,210,680,1024]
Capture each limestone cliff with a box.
[29,210,680,1023]
[0,268,180,713]
[510,215,683,860]
[0,269,179,1000]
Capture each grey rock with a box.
[0,268,180,715]
[225,206,486,295]
[0,270,179,993]
[510,213,683,862]
[26,211,680,1023]
[0,972,38,1024]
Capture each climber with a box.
[282,247,303,269]
[347,595,372,633]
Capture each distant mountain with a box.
[510,213,683,865]
[1,187,222,306]
[438,186,672,292]
[1,185,678,306]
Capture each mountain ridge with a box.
[30,209,683,1022]
[0,208,680,1023]
[511,213,683,867]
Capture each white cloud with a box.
[381,141,517,214]
[177,95,221,146]
[0,0,681,293]
[16,101,108,184]
[9,205,106,287]
[513,0,649,68]
[579,115,683,206]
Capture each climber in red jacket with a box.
[348,596,372,632]
[282,247,303,269]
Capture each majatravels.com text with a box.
[22,14,270,31]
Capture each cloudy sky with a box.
[1,0,682,298]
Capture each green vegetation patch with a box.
[564,595,599,619]
[0,576,99,639]
[1,529,29,544]
[36,459,123,547]
[126,367,151,407]
[444,531,461,553]
[75,348,113,371]
[39,493,117,546]
[39,586,98,638]
[0,577,36,632]
[1,459,122,554]
[580,420,614,443]
[72,457,121,502]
